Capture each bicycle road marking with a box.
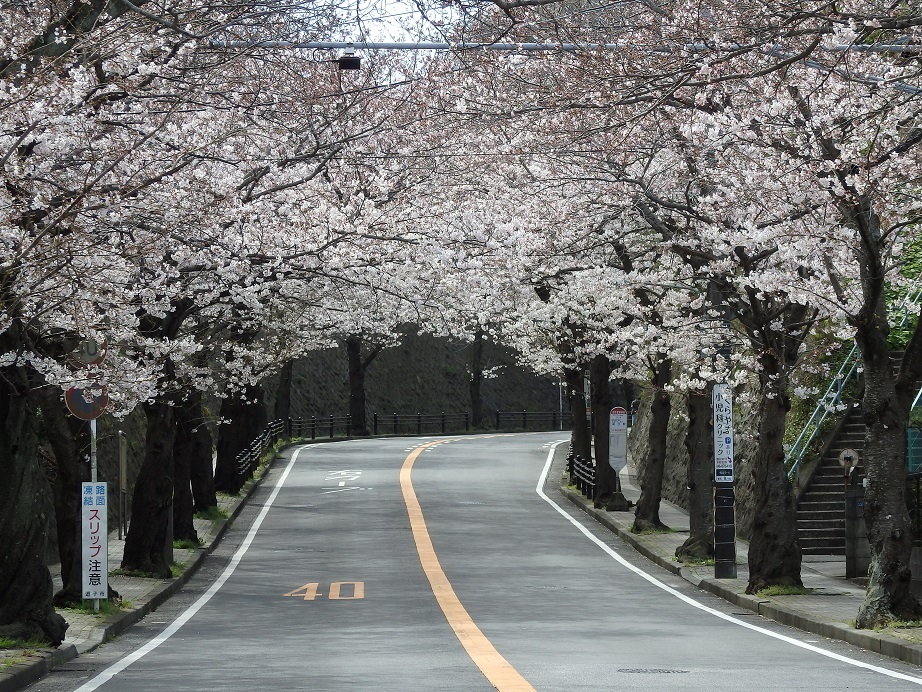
[400,440,535,692]
[535,440,922,686]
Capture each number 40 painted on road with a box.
[283,582,365,601]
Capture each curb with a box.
[560,484,922,668]
[0,450,279,692]
[0,644,77,692]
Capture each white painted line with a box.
[535,441,922,685]
[73,445,308,691]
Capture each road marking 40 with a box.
[283,582,365,601]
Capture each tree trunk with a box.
[632,357,672,533]
[274,359,293,422]
[676,389,715,562]
[173,392,212,543]
[38,385,89,606]
[564,365,591,464]
[347,336,369,436]
[121,400,176,578]
[188,394,217,513]
[469,328,485,428]
[591,355,629,510]
[0,363,68,645]
[746,364,803,593]
[854,307,922,626]
[214,383,267,493]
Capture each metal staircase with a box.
[786,285,922,556]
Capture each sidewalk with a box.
[0,465,269,692]
[560,464,922,668]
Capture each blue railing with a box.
[787,284,922,481]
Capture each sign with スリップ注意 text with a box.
[82,482,108,599]
[712,384,734,484]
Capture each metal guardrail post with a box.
[329,414,334,438]
[441,412,446,433]
[417,413,422,435]
[311,416,316,439]
[373,413,378,435]
[465,411,470,431]
[495,410,500,429]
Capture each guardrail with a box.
[373,412,470,435]
[567,447,596,500]
[231,410,569,492]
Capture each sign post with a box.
[712,383,737,579]
[67,385,109,609]
[604,407,632,511]
[608,407,628,472]
[81,482,108,603]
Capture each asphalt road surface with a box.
[26,432,922,691]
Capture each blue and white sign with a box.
[81,482,108,599]
[712,384,734,484]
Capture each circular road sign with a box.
[68,338,107,367]
[65,386,109,420]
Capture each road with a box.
[26,432,922,691]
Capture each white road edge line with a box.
[536,440,922,685]
[73,444,308,692]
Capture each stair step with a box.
[801,545,846,556]
[797,501,842,512]
[797,519,845,530]
[798,535,846,549]
[797,527,845,538]
[797,506,844,516]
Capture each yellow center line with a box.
[400,441,535,692]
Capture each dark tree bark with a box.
[214,383,268,493]
[564,365,591,464]
[346,336,369,436]
[847,202,922,625]
[189,397,217,513]
[746,362,803,593]
[469,328,485,428]
[0,357,68,645]
[38,385,89,606]
[345,336,382,437]
[591,355,630,510]
[676,389,715,562]
[173,391,212,542]
[632,356,672,533]
[274,359,293,422]
[121,400,177,578]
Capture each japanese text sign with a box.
[81,482,108,599]
[712,384,735,484]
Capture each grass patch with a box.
[61,599,124,615]
[170,561,186,578]
[0,637,50,650]
[193,506,228,521]
[172,537,204,550]
[680,556,715,566]
[757,585,817,596]
[632,527,678,535]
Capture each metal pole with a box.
[118,430,127,540]
[90,419,99,612]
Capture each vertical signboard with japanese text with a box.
[609,407,628,471]
[82,482,108,599]
[712,384,734,484]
